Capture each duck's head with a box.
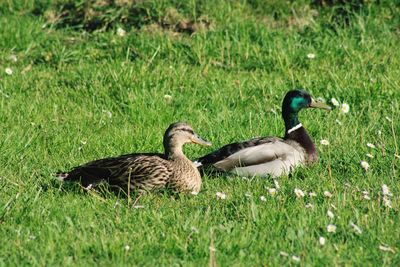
[282,89,331,114]
[282,89,330,133]
[163,122,211,156]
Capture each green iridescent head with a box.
[282,89,331,130]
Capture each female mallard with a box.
[57,122,211,193]
[197,89,330,177]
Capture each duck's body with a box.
[198,90,330,178]
[57,122,210,193]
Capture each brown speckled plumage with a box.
[57,122,211,193]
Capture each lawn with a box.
[0,0,399,266]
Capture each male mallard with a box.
[57,122,211,193]
[197,89,330,177]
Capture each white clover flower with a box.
[260,196,267,202]
[103,110,112,118]
[366,153,374,159]
[309,192,317,197]
[379,244,395,253]
[327,210,334,219]
[268,188,277,196]
[367,143,376,149]
[292,255,300,262]
[362,194,371,200]
[319,236,326,246]
[327,224,337,233]
[382,184,391,196]
[124,245,130,251]
[307,53,316,59]
[294,188,305,198]
[5,67,13,75]
[377,130,382,135]
[360,161,369,171]
[320,139,329,146]
[9,54,17,62]
[117,27,126,37]
[305,203,314,209]
[323,191,333,198]
[383,196,392,208]
[273,179,280,190]
[331,98,340,107]
[340,103,350,114]
[350,222,362,234]
[280,251,289,257]
[216,192,226,200]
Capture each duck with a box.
[197,89,330,178]
[57,122,211,194]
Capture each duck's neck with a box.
[283,112,317,162]
[164,144,187,161]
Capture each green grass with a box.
[1,0,399,266]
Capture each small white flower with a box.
[103,110,112,118]
[305,203,314,209]
[294,188,305,198]
[216,192,226,200]
[367,143,376,149]
[331,98,340,107]
[366,153,374,159]
[164,94,173,103]
[307,53,316,59]
[340,103,350,114]
[382,184,391,196]
[323,191,333,198]
[9,54,18,62]
[124,245,130,251]
[320,139,329,146]
[273,179,280,190]
[383,196,392,208]
[309,192,317,197]
[280,251,289,257]
[117,27,126,37]
[362,191,371,200]
[362,194,371,200]
[260,196,267,202]
[327,210,334,219]
[319,236,326,246]
[379,244,395,253]
[350,222,362,234]
[292,255,301,262]
[335,119,342,125]
[327,224,337,233]
[360,161,369,171]
[377,130,382,135]
[5,67,13,75]
[268,188,277,196]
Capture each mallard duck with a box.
[197,89,330,177]
[57,122,211,193]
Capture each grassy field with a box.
[0,0,399,266]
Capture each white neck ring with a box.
[287,123,303,134]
